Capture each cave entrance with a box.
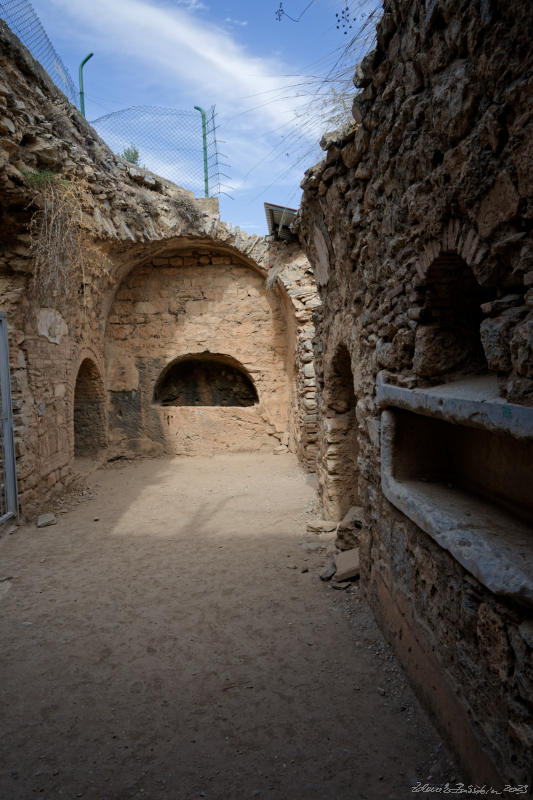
[73,358,107,460]
[153,353,259,407]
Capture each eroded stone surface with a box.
[299,0,533,786]
[36,513,56,528]
[334,548,360,582]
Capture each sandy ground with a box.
[0,453,460,800]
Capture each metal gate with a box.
[0,313,18,523]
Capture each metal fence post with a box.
[78,52,93,117]
[0,312,18,522]
[194,105,209,198]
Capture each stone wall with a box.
[105,250,291,457]
[0,21,320,512]
[73,357,107,457]
[299,0,533,787]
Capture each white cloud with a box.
[224,17,248,27]
[47,0,312,135]
[176,0,207,8]
[41,0,332,229]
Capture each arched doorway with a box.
[73,358,107,459]
[322,343,359,519]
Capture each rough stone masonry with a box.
[0,18,320,513]
[0,0,532,791]
[298,0,533,788]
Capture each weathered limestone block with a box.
[480,308,525,373]
[335,504,365,551]
[311,224,330,286]
[334,548,360,581]
[413,325,466,377]
[341,127,369,169]
[431,59,478,142]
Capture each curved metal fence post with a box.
[78,52,93,117]
[194,105,209,198]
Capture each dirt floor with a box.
[0,453,461,800]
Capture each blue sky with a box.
[28,0,378,235]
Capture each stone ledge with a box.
[376,373,533,440]
[380,408,533,608]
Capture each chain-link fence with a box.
[0,0,78,105]
[0,0,228,197]
[91,105,224,198]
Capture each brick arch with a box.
[418,220,490,284]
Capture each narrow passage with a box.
[0,454,459,800]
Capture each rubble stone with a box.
[299,0,533,785]
[36,513,56,528]
[334,548,360,582]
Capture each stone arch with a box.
[418,221,489,284]
[104,246,293,457]
[320,342,359,519]
[153,353,259,407]
[413,251,490,379]
[73,357,107,458]
[102,227,319,469]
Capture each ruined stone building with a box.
[0,0,532,790]
[298,0,533,787]
[0,19,320,513]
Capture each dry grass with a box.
[26,171,111,306]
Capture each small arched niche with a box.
[74,358,107,458]
[414,252,489,379]
[153,353,259,408]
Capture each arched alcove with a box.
[414,252,489,379]
[153,354,259,407]
[73,358,107,458]
[322,343,359,519]
[104,249,294,456]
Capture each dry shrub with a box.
[27,172,110,305]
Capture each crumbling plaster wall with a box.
[0,21,319,512]
[299,0,533,787]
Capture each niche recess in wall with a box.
[378,376,533,606]
[413,252,490,379]
[153,353,259,407]
[74,358,107,458]
[322,343,359,519]
[388,408,532,524]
